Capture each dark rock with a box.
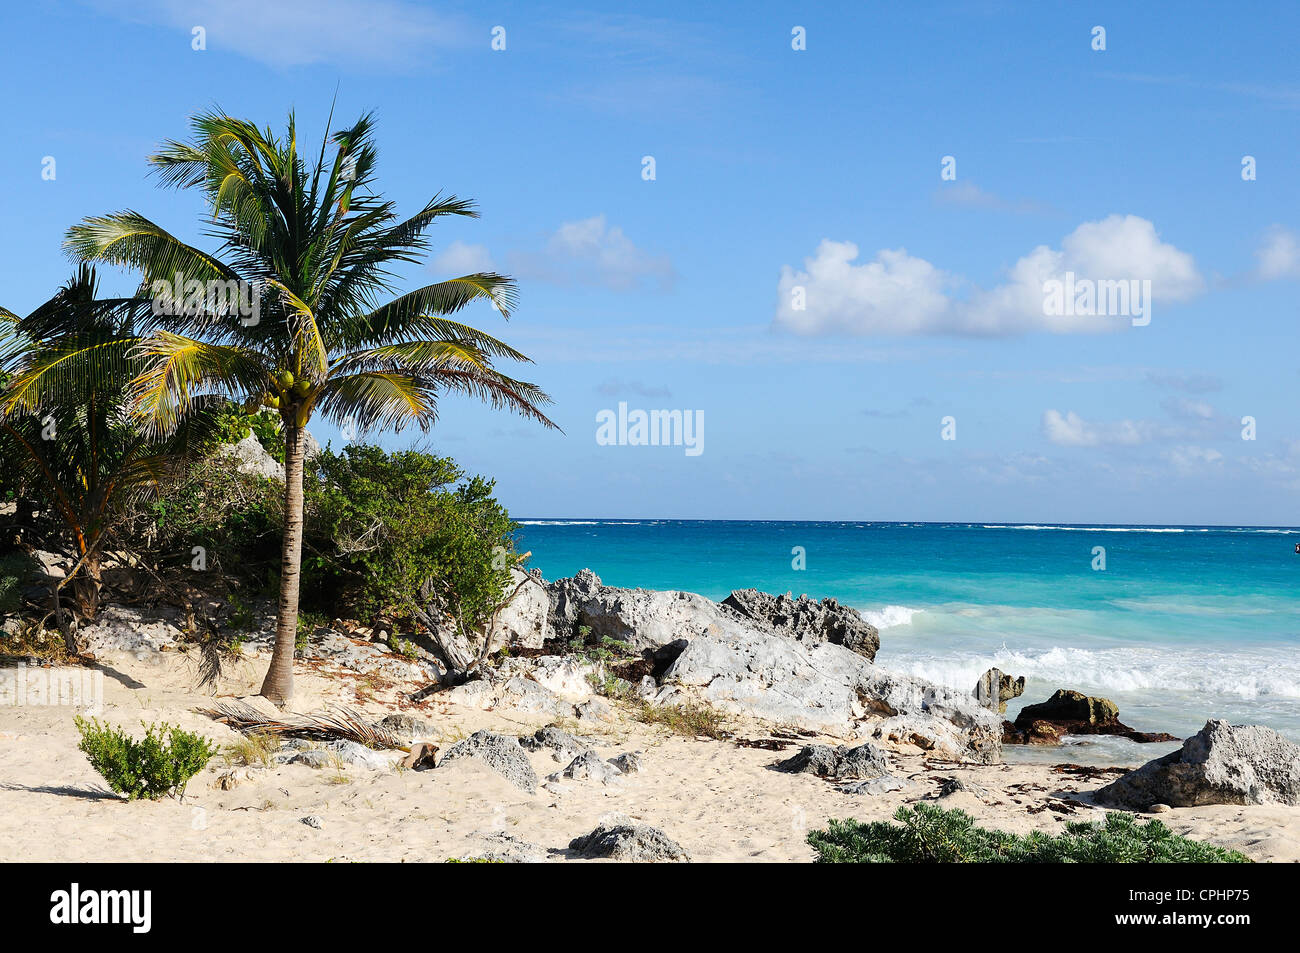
[974,668,1025,713]
[1004,689,1177,745]
[776,742,890,779]
[1015,689,1119,730]
[721,589,879,661]
[518,724,589,761]
[568,816,689,862]
[438,730,538,793]
[378,713,435,744]
[1002,719,1063,745]
[1095,720,1300,808]
[610,751,643,774]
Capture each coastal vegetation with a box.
[74,717,218,801]
[807,804,1251,863]
[0,106,554,706]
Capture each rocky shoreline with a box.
[4,567,1299,861]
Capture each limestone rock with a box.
[553,750,623,784]
[776,742,890,779]
[547,569,730,653]
[291,740,395,772]
[491,568,551,649]
[377,713,435,745]
[568,815,689,862]
[721,588,879,661]
[519,724,590,761]
[1095,720,1300,808]
[219,434,284,481]
[461,831,547,863]
[438,730,538,794]
[974,667,1025,713]
[662,622,1001,763]
[609,751,643,775]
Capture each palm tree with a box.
[0,266,225,642]
[65,109,556,705]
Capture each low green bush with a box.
[302,445,517,627]
[74,717,219,801]
[807,803,1251,863]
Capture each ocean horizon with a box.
[516,518,1300,762]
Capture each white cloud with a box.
[511,215,674,292]
[776,215,1203,336]
[87,0,467,69]
[1041,410,1152,447]
[1164,446,1225,473]
[430,241,496,276]
[1254,225,1300,279]
[775,242,954,335]
[932,181,1049,214]
[1160,396,1216,421]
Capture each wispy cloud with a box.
[932,181,1051,215]
[1042,410,1155,448]
[84,0,470,69]
[1100,71,1300,110]
[596,379,673,399]
[430,240,496,276]
[1253,225,1300,280]
[510,215,674,293]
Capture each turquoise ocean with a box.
[515,520,1300,762]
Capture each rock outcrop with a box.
[491,568,551,649]
[1095,720,1300,809]
[217,430,320,482]
[658,623,1001,762]
[776,742,890,779]
[546,569,730,653]
[441,569,1002,764]
[974,667,1024,714]
[568,815,689,862]
[720,589,879,661]
[437,730,538,793]
[1004,689,1178,745]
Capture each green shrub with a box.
[139,455,283,582]
[569,624,632,663]
[807,803,1251,863]
[303,446,517,627]
[74,717,219,801]
[203,403,285,463]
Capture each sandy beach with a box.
[2,643,1296,864]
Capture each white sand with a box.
[1,647,1296,863]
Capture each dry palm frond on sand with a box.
[196,702,406,749]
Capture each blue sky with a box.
[3,1,1299,524]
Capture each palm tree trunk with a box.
[260,423,306,706]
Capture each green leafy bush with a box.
[303,445,517,627]
[807,803,1251,863]
[203,403,285,463]
[74,717,219,801]
[138,456,283,582]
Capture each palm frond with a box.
[127,332,269,435]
